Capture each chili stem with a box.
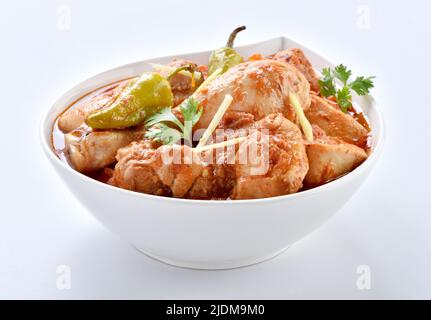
[226,26,246,48]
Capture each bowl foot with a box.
[133,246,290,270]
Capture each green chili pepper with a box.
[86,73,173,129]
[208,26,246,76]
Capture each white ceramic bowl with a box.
[40,37,384,269]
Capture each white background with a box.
[1,0,430,299]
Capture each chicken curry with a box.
[52,27,374,200]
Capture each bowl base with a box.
[134,246,291,270]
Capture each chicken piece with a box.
[189,113,309,199]
[112,140,236,199]
[156,59,203,106]
[64,125,145,173]
[192,60,311,130]
[58,81,128,133]
[111,141,205,197]
[304,126,368,188]
[231,113,309,199]
[305,95,369,148]
[110,140,168,196]
[270,48,320,92]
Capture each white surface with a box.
[1,0,430,299]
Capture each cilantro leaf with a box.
[180,97,203,145]
[145,123,182,145]
[349,76,375,96]
[318,68,336,97]
[336,86,353,113]
[318,64,375,113]
[180,97,203,126]
[145,107,183,130]
[333,64,352,85]
[144,97,203,145]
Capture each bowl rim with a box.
[40,37,385,206]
